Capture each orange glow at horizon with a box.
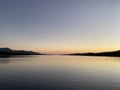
[34,47,120,54]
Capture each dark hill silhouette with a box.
[0,48,12,52]
[67,50,120,57]
[0,47,43,55]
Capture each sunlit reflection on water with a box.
[0,55,120,90]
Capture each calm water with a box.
[0,55,120,90]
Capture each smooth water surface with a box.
[0,55,120,90]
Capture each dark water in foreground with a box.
[0,55,120,90]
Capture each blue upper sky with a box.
[0,0,120,54]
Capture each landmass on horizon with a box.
[0,47,43,56]
[1,47,120,57]
[67,50,120,57]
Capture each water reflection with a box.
[0,55,120,90]
[0,55,34,64]
[0,55,33,58]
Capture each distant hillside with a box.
[67,50,120,57]
[0,48,43,55]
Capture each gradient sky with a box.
[1,0,120,54]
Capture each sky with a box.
[0,0,120,54]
